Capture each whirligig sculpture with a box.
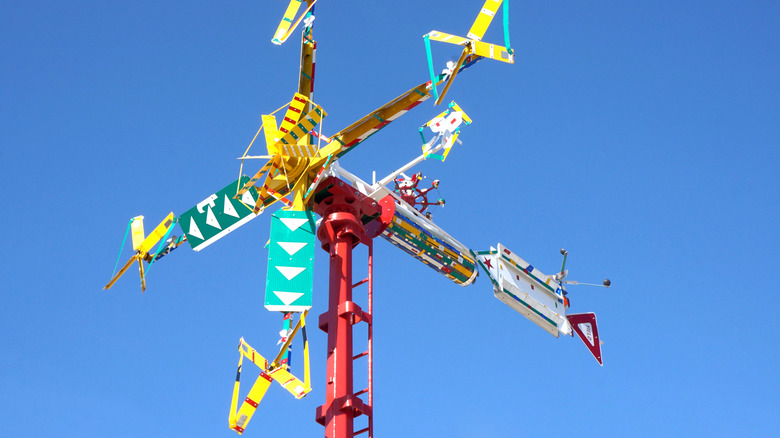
[103,2,610,437]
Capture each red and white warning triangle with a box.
[567,312,603,365]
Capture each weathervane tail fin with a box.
[567,312,603,366]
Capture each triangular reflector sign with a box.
[278,241,307,256]
[276,266,306,281]
[273,291,304,306]
[188,216,204,240]
[567,313,603,366]
[279,217,309,232]
[223,195,239,218]
[205,207,222,230]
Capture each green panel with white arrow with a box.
[179,176,260,251]
[265,209,316,312]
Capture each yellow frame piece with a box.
[104,213,175,292]
[425,0,513,105]
[228,311,311,435]
[468,0,503,41]
[130,215,145,250]
[272,0,318,46]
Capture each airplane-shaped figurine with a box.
[473,246,610,365]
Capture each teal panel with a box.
[179,176,260,251]
[265,210,316,311]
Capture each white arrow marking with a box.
[197,194,217,213]
[273,291,305,306]
[279,217,309,232]
[278,241,307,256]
[188,216,204,240]
[276,266,306,281]
[241,190,255,208]
[223,195,239,218]
[205,207,221,230]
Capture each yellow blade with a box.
[262,115,280,155]
[229,351,244,428]
[238,339,271,371]
[136,212,175,254]
[272,0,305,45]
[472,40,514,64]
[130,216,145,251]
[271,0,317,45]
[425,30,471,47]
[277,93,309,140]
[230,372,273,434]
[467,0,503,41]
[269,367,309,399]
[277,105,327,157]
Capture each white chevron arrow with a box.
[279,217,309,232]
[278,241,307,256]
[273,291,304,306]
[276,266,306,281]
[188,216,204,240]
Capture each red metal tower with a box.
[311,177,394,438]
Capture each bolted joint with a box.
[317,211,365,251]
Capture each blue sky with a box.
[2,1,778,436]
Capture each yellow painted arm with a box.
[277,104,327,155]
[130,216,145,250]
[272,0,317,45]
[229,371,274,434]
[321,82,433,158]
[103,255,138,290]
[278,94,309,139]
[262,115,280,155]
[269,367,309,399]
[298,31,316,102]
[425,30,471,46]
[472,40,514,63]
[229,312,312,434]
[467,0,504,41]
[238,338,270,371]
[136,212,174,254]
